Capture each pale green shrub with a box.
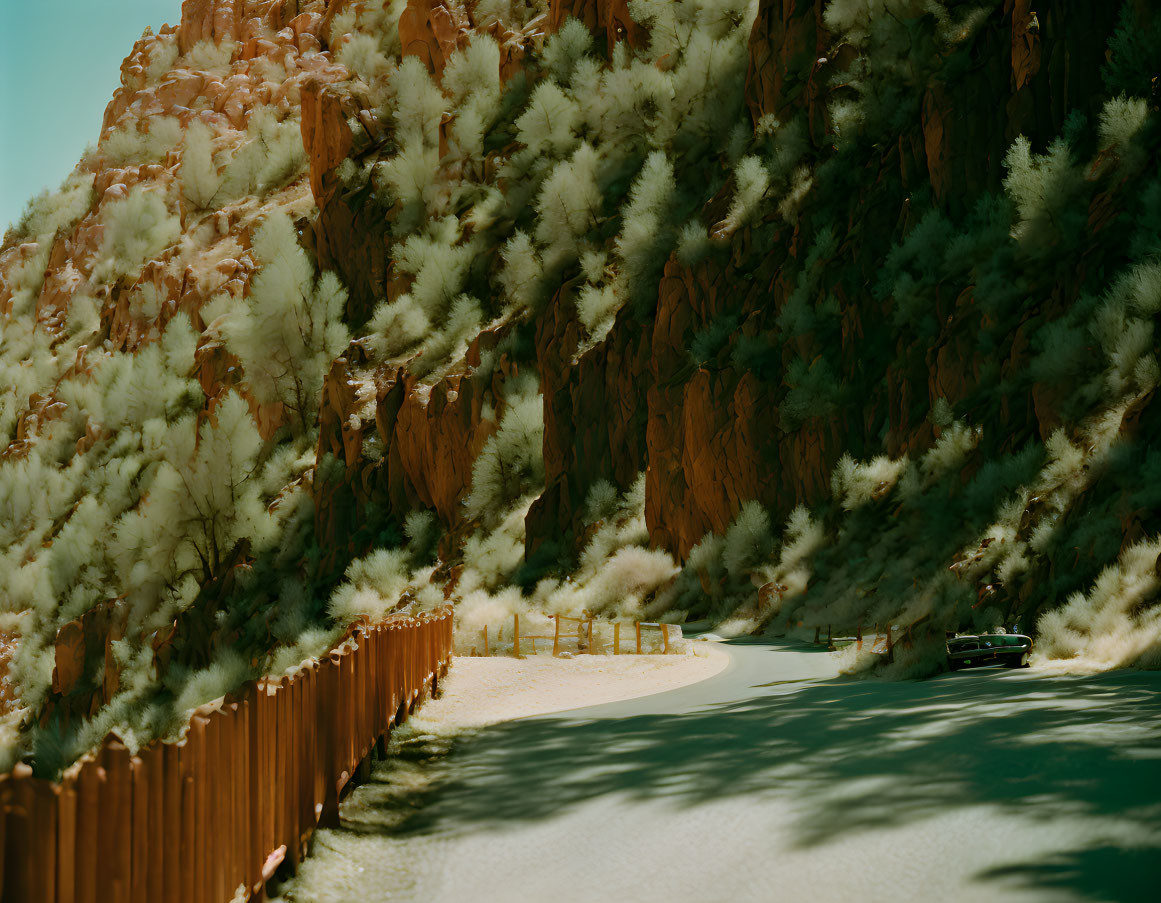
[1036,538,1161,670]
[337,32,392,83]
[464,380,544,522]
[101,116,182,165]
[831,454,907,510]
[534,143,602,265]
[220,211,350,426]
[183,39,235,74]
[367,295,430,359]
[576,284,621,338]
[721,501,774,579]
[180,120,221,209]
[1003,132,1088,256]
[94,185,180,282]
[216,108,308,201]
[10,171,94,241]
[515,81,581,157]
[144,34,179,82]
[499,231,544,314]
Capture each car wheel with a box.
[1003,653,1028,668]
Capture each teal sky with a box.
[1,1,183,231]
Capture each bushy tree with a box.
[216,108,308,201]
[1002,132,1089,256]
[101,116,182,166]
[10,171,94,242]
[180,119,221,210]
[535,143,603,266]
[464,378,545,523]
[443,34,503,160]
[94,185,181,281]
[220,211,350,430]
[112,391,266,598]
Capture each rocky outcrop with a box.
[45,599,129,730]
[33,0,1146,578]
[744,0,831,143]
[302,0,1138,566]
[548,0,648,50]
[643,248,848,557]
[312,341,509,574]
[527,281,651,555]
[627,0,1130,558]
[400,0,473,78]
[6,0,1158,752]
[301,79,355,204]
[392,365,498,523]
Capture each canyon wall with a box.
[3,0,1159,770]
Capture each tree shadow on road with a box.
[340,642,1161,902]
[978,845,1161,902]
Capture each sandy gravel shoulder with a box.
[415,644,729,734]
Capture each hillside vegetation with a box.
[1,0,1158,774]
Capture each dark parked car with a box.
[946,633,1032,670]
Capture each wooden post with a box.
[856,622,863,650]
[635,621,642,655]
[813,626,821,645]
[614,622,621,655]
[886,625,894,663]
[513,613,520,657]
[552,617,560,657]
[483,625,489,657]
[826,624,834,651]
[586,618,593,654]
[661,625,670,654]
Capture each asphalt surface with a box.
[287,640,1161,903]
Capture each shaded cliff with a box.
[2,0,1159,772]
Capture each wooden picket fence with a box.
[475,614,679,657]
[0,607,454,903]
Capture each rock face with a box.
[744,0,831,145]
[526,281,651,555]
[399,0,473,78]
[0,0,354,741]
[548,0,648,50]
[305,0,1154,574]
[3,0,1160,764]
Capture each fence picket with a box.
[0,608,452,902]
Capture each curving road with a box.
[286,640,1161,903]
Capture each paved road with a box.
[288,641,1161,903]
